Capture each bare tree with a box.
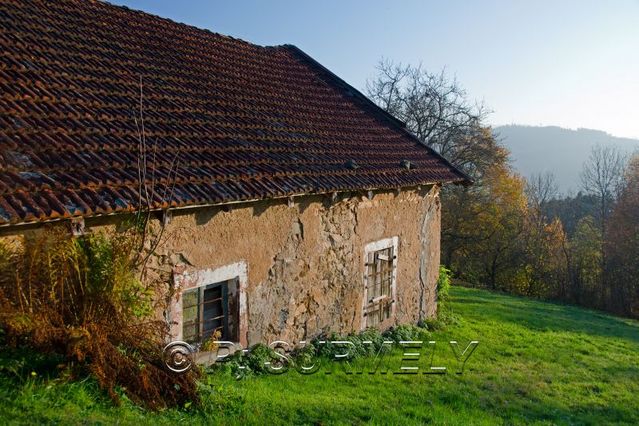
[366,59,492,175]
[580,145,626,235]
[526,172,559,221]
[367,60,520,283]
[580,145,626,305]
[524,172,568,296]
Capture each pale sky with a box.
[112,0,639,139]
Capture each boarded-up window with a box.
[364,241,397,328]
[182,278,239,344]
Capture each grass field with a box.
[1,286,638,425]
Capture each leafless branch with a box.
[365,59,492,179]
[131,77,181,272]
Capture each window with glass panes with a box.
[182,279,235,344]
[364,245,396,328]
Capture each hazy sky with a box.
[111,0,639,139]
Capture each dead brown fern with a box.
[0,228,199,409]
[0,79,193,409]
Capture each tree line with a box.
[367,60,639,318]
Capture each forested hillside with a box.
[495,125,638,193]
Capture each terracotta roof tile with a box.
[0,0,469,226]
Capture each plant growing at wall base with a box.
[419,266,459,330]
[0,78,191,410]
[0,227,199,410]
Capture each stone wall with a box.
[0,185,442,347]
[158,185,441,346]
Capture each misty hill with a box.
[494,125,639,194]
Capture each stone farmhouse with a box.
[0,0,470,348]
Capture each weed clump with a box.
[0,227,199,410]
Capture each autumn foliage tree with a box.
[368,60,638,318]
[606,154,639,316]
[367,60,568,297]
[448,162,529,290]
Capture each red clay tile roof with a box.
[0,0,469,226]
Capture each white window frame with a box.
[361,236,399,329]
[172,261,248,347]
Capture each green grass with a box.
[2,286,638,425]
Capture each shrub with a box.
[0,226,199,410]
[382,324,425,342]
[313,329,393,360]
[426,265,461,329]
[209,324,431,380]
[437,265,452,302]
[211,343,277,379]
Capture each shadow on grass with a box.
[452,287,639,343]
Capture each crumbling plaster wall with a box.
[159,185,441,346]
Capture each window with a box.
[363,237,398,328]
[182,278,239,344]
[172,262,248,347]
